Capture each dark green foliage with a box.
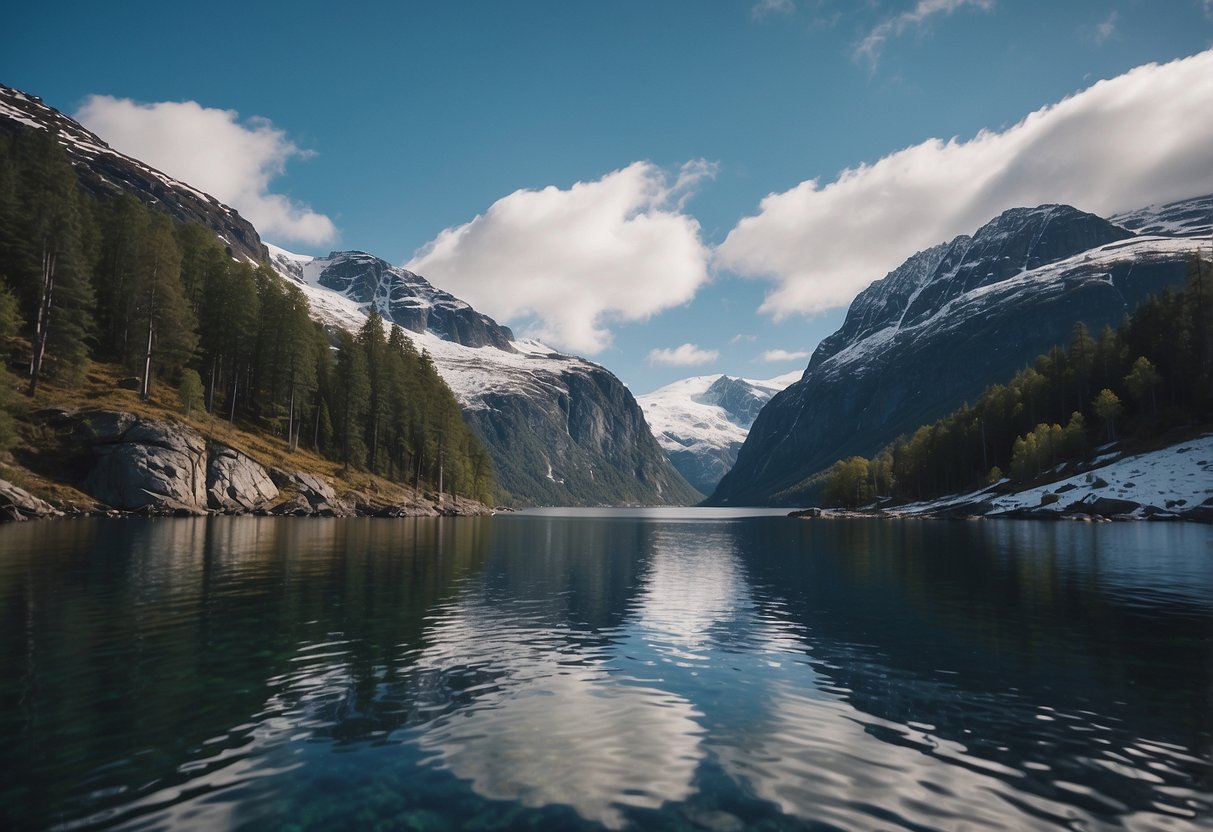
[2,130,96,392]
[820,260,1213,506]
[0,280,23,452]
[0,129,496,502]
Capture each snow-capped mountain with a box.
[711,198,1211,506]
[0,82,698,507]
[268,246,699,506]
[0,84,266,263]
[637,373,800,495]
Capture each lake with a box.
[0,512,1209,831]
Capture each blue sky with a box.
[5,1,1212,392]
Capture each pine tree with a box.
[132,215,195,400]
[1093,388,1122,442]
[333,329,370,468]
[15,131,94,394]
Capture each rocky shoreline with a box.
[0,408,492,523]
[790,496,1213,524]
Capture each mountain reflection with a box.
[0,516,1208,831]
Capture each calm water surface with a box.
[0,512,1209,831]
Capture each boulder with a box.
[0,479,62,522]
[1068,495,1141,518]
[79,412,208,513]
[267,468,352,516]
[207,446,278,512]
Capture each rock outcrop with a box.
[207,446,279,512]
[0,480,63,522]
[78,411,209,514]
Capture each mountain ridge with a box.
[710,198,1211,506]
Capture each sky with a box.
[5,1,1213,393]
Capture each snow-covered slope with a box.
[712,198,1210,506]
[894,435,1213,521]
[638,373,800,495]
[266,245,699,506]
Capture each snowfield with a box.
[638,372,800,456]
[893,435,1213,520]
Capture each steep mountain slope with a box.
[711,200,1210,506]
[637,372,799,495]
[0,84,266,263]
[0,82,697,507]
[269,247,699,506]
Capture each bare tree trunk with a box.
[27,248,56,396]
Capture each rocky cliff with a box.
[711,199,1211,506]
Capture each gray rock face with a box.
[79,412,209,513]
[207,446,279,512]
[711,199,1208,506]
[291,251,517,351]
[268,468,353,516]
[466,365,702,506]
[0,480,62,522]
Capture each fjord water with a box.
[0,514,1209,831]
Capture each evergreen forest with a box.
[0,129,494,505]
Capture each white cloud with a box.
[1205,0,1213,21]
[648,343,721,366]
[407,161,715,355]
[855,0,994,68]
[730,333,757,344]
[75,96,337,247]
[760,349,811,362]
[1091,11,1118,44]
[716,50,1213,319]
[753,0,794,20]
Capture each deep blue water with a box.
[0,512,1209,830]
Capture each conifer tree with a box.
[15,131,94,394]
[132,214,195,399]
[333,329,370,468]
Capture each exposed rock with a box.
[267,468,353,517]
[1069,495,1141,517]
[0,479,63,522]
[79,411,208,514]
[207,446,278,512]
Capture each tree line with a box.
[0,129,493,504]
[823,255,1213,508]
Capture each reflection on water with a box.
[0,515,1209,830]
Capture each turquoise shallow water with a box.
[0,513,1209,830]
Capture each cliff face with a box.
[710,200,1209,506]
[0,84,267,263]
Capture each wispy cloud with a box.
[855,0,995,69]
[716,50,1213,320]
[648,343,721,366]
[408,161,716,355]
[1090,10,1119,44]
[760,349,811,362]
[76,96,336,247]
[753,0,795,20]
[730,333,757,345]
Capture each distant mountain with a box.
[637,372,799,495]
[0,84,266,263]
[0,82,697,507]
[710,199,1211,506]
[269,247,700,506]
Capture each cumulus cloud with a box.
[716,50,1213,319]
[407,161,715,355]
[76,96,337,246]
[760,349,810,362]
[647,343,721,366]
[855,0,994,68]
